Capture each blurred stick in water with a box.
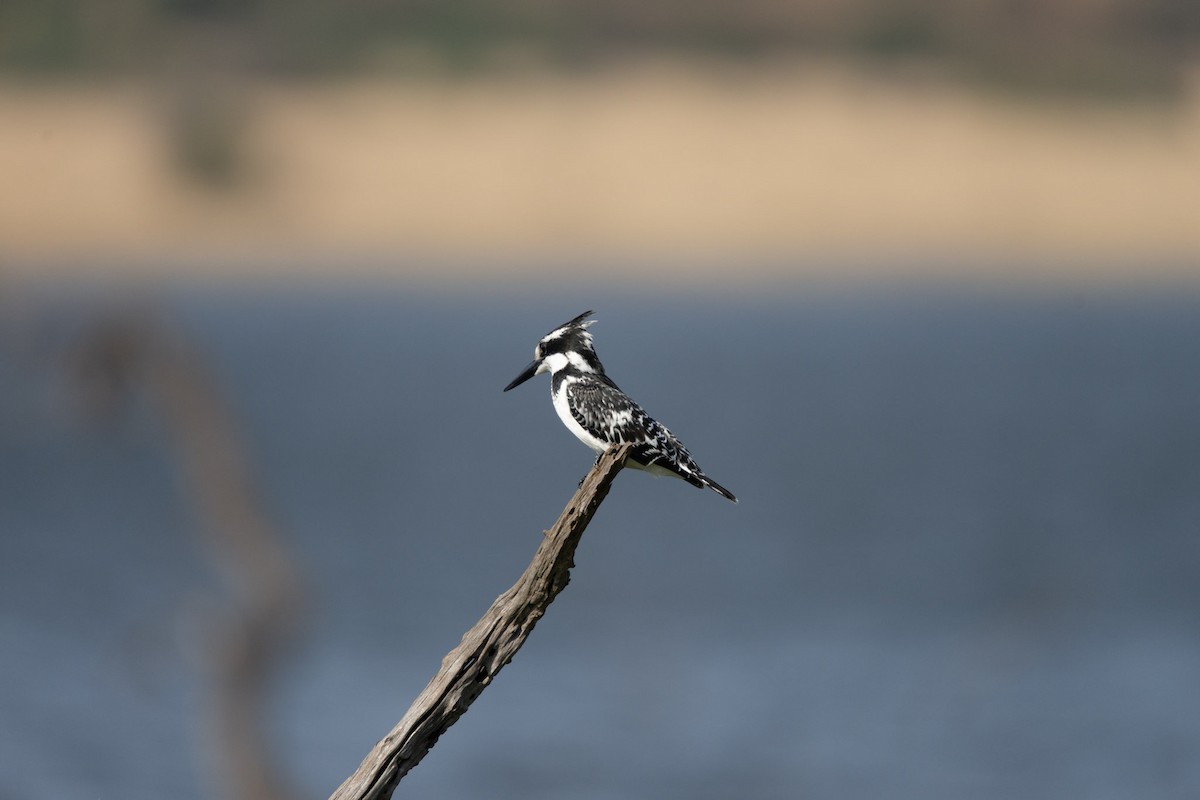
[329,444,633,800]
[74,318,304,800]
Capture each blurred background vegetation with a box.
[1,0,1198,280]
[3,0,1198,96]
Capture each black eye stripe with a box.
[540,337,567,356]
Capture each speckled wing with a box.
[565,376,708,489]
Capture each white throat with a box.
[538,352,570,375]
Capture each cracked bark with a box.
[329,443,633,800]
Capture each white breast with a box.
[551,380,609,453]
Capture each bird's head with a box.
[504,310,601,391]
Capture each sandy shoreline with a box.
[3,63,1198,284]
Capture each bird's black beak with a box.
[503,360,540,392]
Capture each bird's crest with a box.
[541,310,596,348]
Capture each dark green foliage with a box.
[0,0,1194,96]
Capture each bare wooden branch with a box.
[74,319,304,800]
[329,443,634,800]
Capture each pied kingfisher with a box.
[504,311,737,503]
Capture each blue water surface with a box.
[2,283,1199,799]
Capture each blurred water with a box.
[2,284,1200,799]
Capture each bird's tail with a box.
[703,477,738,504]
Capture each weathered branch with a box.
[73,319,304,800]
[329,443,634,800]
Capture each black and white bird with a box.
[504,311,737,503]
